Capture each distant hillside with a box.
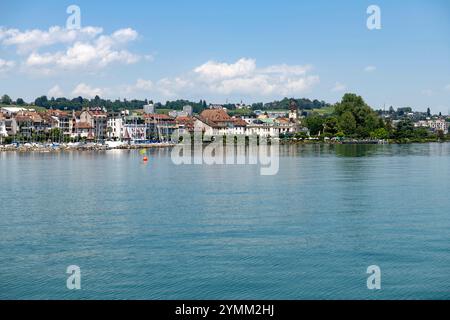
[252,97,330,111]
[3,94,331,114]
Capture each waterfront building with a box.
[144,114,177,141]
[123,114,146,142]
[175,116,195,134]
[11,112,50,138]
[71,122,94,139]
[47,110,71,136]
[107,111,124,140]
[0,114,7,143]
[80,109,108,140]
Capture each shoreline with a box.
[0,143,175,153]
[1,139,448,153]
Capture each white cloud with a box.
[23,38,139,73]
[364,65,377,72]
[71,83,105,98]
[194,58,256,80]
[190,58,319,97]
[47,85,63,98]
[1,26,103,54]
[331,82,346,92]
[1,26,142,74]
[64,58,319,100]
[0,57,15,72]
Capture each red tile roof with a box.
[233,118,247,127]
[74,122,93,129]
[200,109,231,122]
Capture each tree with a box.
[304,115,325,136]
[427,108,431,117]
[338,111,357,135]
[334,93,383,138]
[16,98,25,105]
[323,117,339,135]
[1,94,12,105]
[35,95,49,107]
[395,119,415,139]
[370,128,389,140]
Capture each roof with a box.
[175,116,194,123]
[15,112,42,123]
[0,107,27,113]
[82,110,107,117]
[232,118,248,127]
[47,110,69,117]
[200,109,232,122]
[74,122,93,129]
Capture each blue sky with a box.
[0,0,449,112]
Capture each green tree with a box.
[338,111,357,135]
[1,94,12,105]
[370,128,389,140]
[323,117,339,135]
[304,115,325,136]
[16,98,25,105]
[395,119,415,139]
[334,93,383,138]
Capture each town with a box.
[0,93,449,150]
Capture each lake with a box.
[1,143,450,299]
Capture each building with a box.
[0,113,7,143]
[11,112,50,138]
[143,103,155,114]
[72,122,94,139]
[47,110,71,136]
[175,116,195,134]
[168,105,194,118]
[415,119,449,134]
[123,114,146,142]
[194,109,247,136]
[79,109,108,140]
[1,107,28,136]
[107,111,124,140]
[144,114,177,141]
[0,107,28,117]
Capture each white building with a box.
[0,114,8,142]
[415,119,449,134]
[144,103,155,114]
[0,107,28,117]
[107,111,124,140]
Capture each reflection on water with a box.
[1,143,450,299]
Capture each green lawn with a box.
[312,106,335,115]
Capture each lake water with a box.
[1,143,450,300]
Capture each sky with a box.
[0,0,449,112]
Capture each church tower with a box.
[288,99,298,122]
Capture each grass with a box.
[312,106,335,115]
